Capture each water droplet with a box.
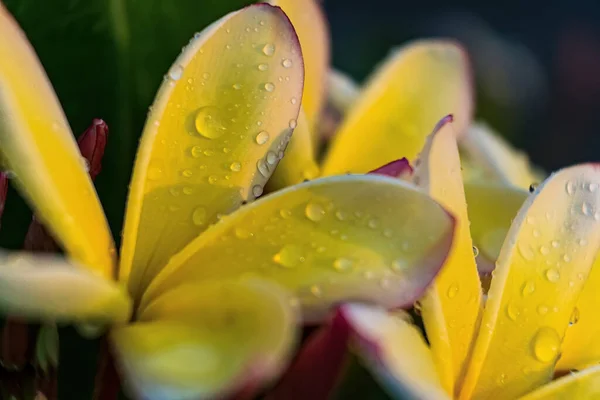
[181,169,193,178]
[552,240,560,248]
[291,97,298,105]
[522,280,536,296]
[263,82,275,92]
[273,245,304,268]
[539,246,550,255]
[391,259,406,273]
[168,64,183,80]
[202,72,210,80]
[506,303,520,321]
[566,181,576,195]
[579,238,588,246]
[232,83,242,90]
[282,58,292,68]
[190,146,203,158]
[537,304,549,315]
[230,162,241,172]
[333,257,354,272]
[252,185,263,197]
[194,106,226,139]
[289,119,297,129]
[310,285,322,297]
[569,307,580,325]
[203,149,215,157]
[192,207,207,226]
[182,187,193,195]
[447,284,459,299]
[582,202,594,216]
[208,175,218,184]
[545,268,560,282]
[262,43,275,56]
[335,210,348,221]
[589,183,599,193]
[257,160,270,177]
[280,209,292,219]
[255,131,270,145]
[497,373,507,386]
[532,327,560,363]
[563,254,572,263]
[472,246,480,257]
[258,63,269,71]
[368,219,379,229]
[533,229,541,238]
[305,203,326,222]
[266,151,278,165]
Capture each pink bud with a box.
[368,158,413,178]
[77,119,108,181]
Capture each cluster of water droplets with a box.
[144,17,303,227]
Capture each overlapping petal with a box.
[113,279,297,400]
[322,40,473,175]
[0,4,115,277]
[412,116,481,394]
[519,366,600,399]
[460,122,545,190]
[142,175,455,323]
[119,4,304,299]
[339,303,450,399]
[460,164,600,399]
[464,182,528,274]
[268,0,328,129]
[267,109,320,189]
[0,252,131,323]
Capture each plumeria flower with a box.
[0,2,458,399]
[285,115,600,399]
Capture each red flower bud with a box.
[77,119,108,181]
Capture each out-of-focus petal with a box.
[119,4,304,299]
[460,164,600,399]
[113,279,297,400]
[0,5,115,277]
[267,109,320,189]
[412,116,481,394]
[141,174,455,323]
[268,0,328,129]
[339,303,451,399]
[265,311,351,400]
[519,366,600,399]
[460,122,545,190]
[321,40,473,175]
[464,182,528,274]
[0,252,131,323]
[327,69,359,114]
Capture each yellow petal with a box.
[0,5,114,277]
[321,40,473,175]
[339,303,451,399]
[412,116,482,394]
[112,279,297,400]
[268,0,328,128]
[557,253,600,371]
[519,366,600,399]
[267,108,320,189]
[119,4,304,298]
[460,122,545,190]
[141,174,455,323]
[460,164,600,399]
[0,252,131,323]
[464,182,528,270]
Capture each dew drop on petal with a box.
[191,207,207,226]
[545,268,560,283]
[273,244,304,268]
[566,181,576,195]
[305,203,326,222]
[229,162,241,172]
[168,64,184,80]
[532,327,560,363]
[522,280,536,296]
[447,283,459,299]
[262,43,275,56]
[282,58,292,68]
[569,307,580,325]
[333,257,354,272]
[255,131,270,145]
[194,106,226,139]
[506,303,520,321]
[252,185,263,198]
[263,82,275,92]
